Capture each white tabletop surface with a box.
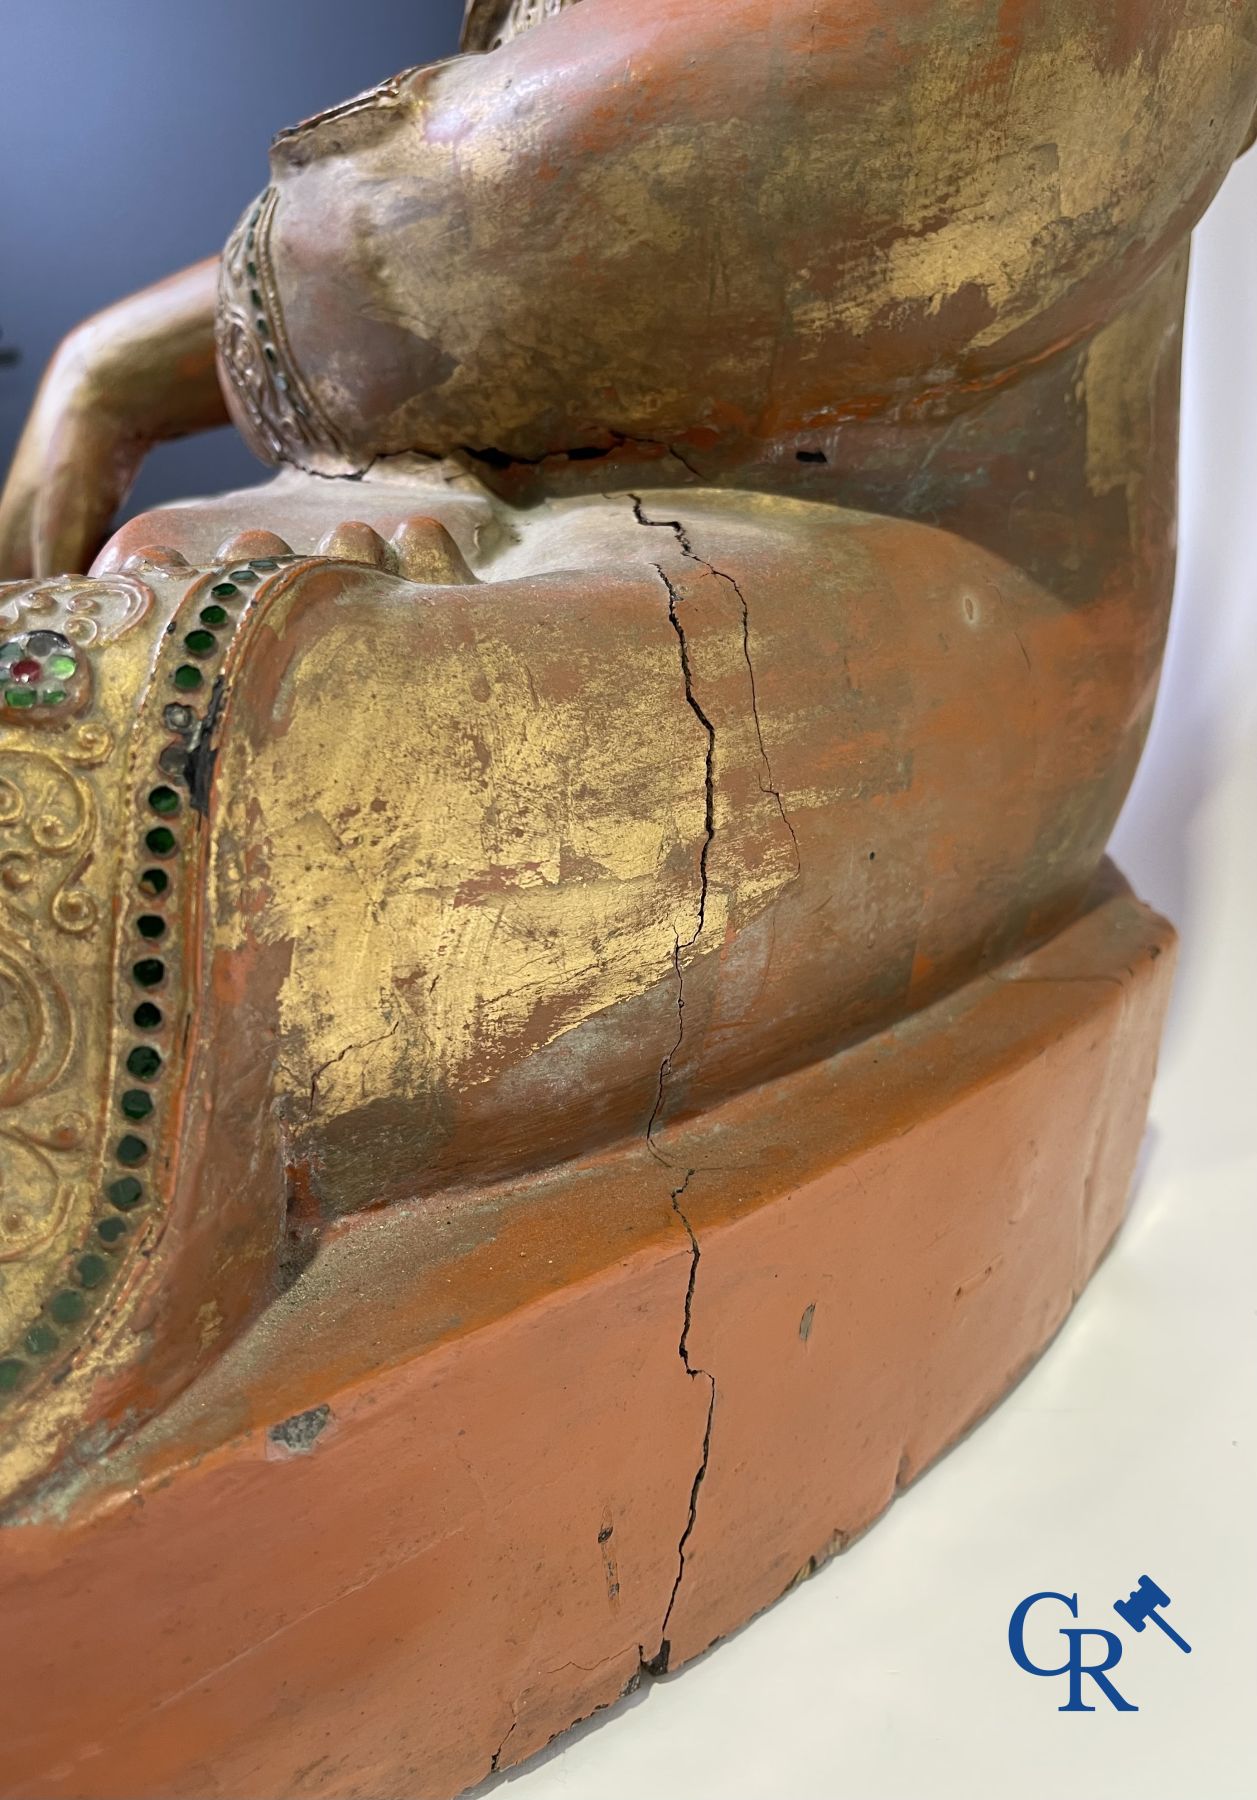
[494,150,1257,1800]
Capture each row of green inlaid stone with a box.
[106,566,264,1203]
[171,560,285,693]
[0,562,277,1397]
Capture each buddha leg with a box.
[1,458,1170,1505]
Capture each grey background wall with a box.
[0,0,466,511]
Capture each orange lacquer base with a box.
[0,871,1174,1800]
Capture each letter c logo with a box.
[1008,1590,1079,1676]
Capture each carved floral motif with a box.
[0,728,112,1262]
[0,573,152,649]
[0,576,140,1290]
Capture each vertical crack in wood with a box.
[645,1168,716,1676]
[644,552,716,1151]
[631,494,800,876]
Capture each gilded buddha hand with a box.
[1,0,1255,1511]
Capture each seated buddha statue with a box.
[1,0,1254,1514]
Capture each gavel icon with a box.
[1113,1576,1192,1653]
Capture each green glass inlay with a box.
[136,914,166,941]
[46,653,77,679]
[76,1254,108,1289]
[0,1359,27,1392]
[4,687,36,708]
[139,868,169,898]
[133,1002,162,1030]
[184,629,217,657]
[49,1290,85,1325]
[98,1216,128,1245]
[228,568,258,583]
[39,689,68,707]
[132,958,165,988]
[145,826,177,857]
[173,664,203,692]
[24,1323,57,1356]
[251,558,279,571]
[127,1046,162,1081]
[211,582,239,599]
[116,1135,148,1167]
[121,1089,154,1122]
[149,785,179,815]
[199,605,229,627]
[108,1177,143,1210]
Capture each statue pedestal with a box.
[0,870,1173,1800]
